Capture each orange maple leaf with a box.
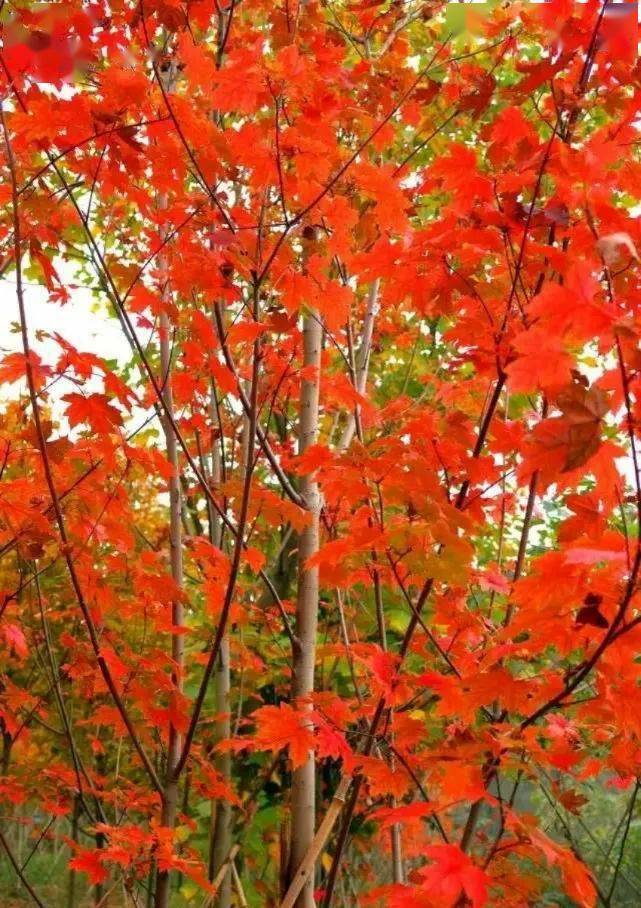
[252,702,314,769]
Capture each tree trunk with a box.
[287,310,322,908]
[154,70,184,902]
[208,27,234,899]
[154,313,184,907]
[339,280,380,450]
[206,301,233,906]
[94,754,107,905]
[209,640,232,907]
[1,729,11,776]
[66,795,80,908]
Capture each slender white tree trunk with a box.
[391,821,405,884]
[283,282,383,907]
[155,66,184,908]
[209,10,235,886]
[339,280,380,450]
[288,310,322,908]
[155,301,184,908]
[207,367,236,908]
[210,632,232,907]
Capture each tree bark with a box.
[209,633,232,906]
[154,65,184,905]
[287,310,322,908]
[206,299,233,908]
[66,795,80,908]
[154,281,184,908]
[339,280,380,450]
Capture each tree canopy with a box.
[1,1,641,906]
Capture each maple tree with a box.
[1,0,641,905]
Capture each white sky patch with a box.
[0,263,152,439]
[0,278,130,366]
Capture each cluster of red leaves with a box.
[1,1,641,906]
